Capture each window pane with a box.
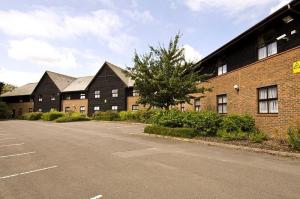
[218,97,223,104]
[268,87,277,99]
[218,67,223,75]
[268,42,277,56]
[269,100,278,113]
[259,88,268,99]
[258,46,267,60]
[223,104,227,113]
[223,64,227,73]
[259,101,268,113]
[222,95,227,103]
[218,105,223,113]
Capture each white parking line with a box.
[0,138,16,141]
[0,165,58,180]
[90,195,103,199]
[0,143,24,148]
[0,152,36,159]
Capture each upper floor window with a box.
[112,106,118,111]
[217,94,227,114]
[258,86,278,114]
[94,91,100,99]
[38,95,43,102]
[80,93,85,99]
[51,94,55,101]
[194,98,200,112]
[112,89,118,98]
[66,95,71,100]
[218,64,227,76]
[19,99,23,103]
[133,90,139,96]
[258,41,277,60]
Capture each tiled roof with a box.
[63,76,94,92]
[46,71,76,91]
[0,83,38,97]
[105,62,134,87]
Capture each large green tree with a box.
[1,83,16,94]
[127,34,210,110]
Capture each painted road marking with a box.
[0,143,24,148]
[0,138,16,141]
[0,165,58,180]
[90,195,103,199]
[0,152,36,159]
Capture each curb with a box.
[132,132,300,159]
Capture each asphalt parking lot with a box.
[0,120,299,199]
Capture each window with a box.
[29,108,33,113]
[194,98,200,112]
[258,41,277,60]
[51,94,55,101]
[217,94,227,114]
[80,93,85,99]
[132,105,139,111]
[19,99,23,103]
[94,106,100,111]
[38,108,42,112]
[38,95,43,102]
[94,91,100,98]
[258,86,278,114]
[133,90,139,96]
[112,106,118,111]
[180,103,185,112]
[218,64,227,76]
[112,89,118,97]
[65,107,71,113]
[80,106,85,114]
[66,95,71,100]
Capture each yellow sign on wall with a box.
[293,61,300,74]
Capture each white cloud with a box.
[270,0,291,13]
[183,0,275,15]
[8,38,77,68]
[0,66,41,86]
[123,10,154,24]
[183,44,202,62]
[0,9,136,53]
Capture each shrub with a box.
[183,111,221,136]
[22,112,42,120]
[217,129,248,141]
[119,111,138,121]
[135,109,165,123]
[0,102,11,119]
[157,109,185,128]
[248,130,268,143]
[55,112,90,123]
[93,111,120,121]
[288,126,300,150]
[144,125,197,138]
[41,111,65,121]
[221,114,255,133]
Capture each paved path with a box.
[0,120,299,199]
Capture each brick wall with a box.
[61,99,88,115]
[8,102,34,116]
[199,46,300,137]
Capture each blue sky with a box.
[0,0,291,86]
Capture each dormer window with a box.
[218,64,227,76]
[258,41,277,60]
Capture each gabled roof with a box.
[0,83,38,97]
[44,71,76,91]
[63,76,94,92]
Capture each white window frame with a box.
[132,105,139,111]
[258,41,277,60]
[112,106,118,111]
[94,91,100,99]
[217,94,227,114]
[80,93,86,99]
[80,106,85,113]
[258,86,278,114]
[194,98,200,112]
[94,106,100,111]
[51,94,55,101]
[218,64,227,76]
[133,90,139,97]
[38,95,43,102]
[112,89,118,98]
[38,108,42,112]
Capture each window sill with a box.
[256,113,278,117]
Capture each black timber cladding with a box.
[198,0,300,77]
[87,63,127,115]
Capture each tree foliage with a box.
[127,34,210,109]
[1,83,16,94]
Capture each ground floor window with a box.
[65,107,71,113]
[38,108,42,112]
[94,106,100,112]
[258,85,278,114]
[217,94,227,114]
[132,105,139,111]
[80,106,85,113]
[180,103,185,112]
[194,98,200,112]
[29,108,33,113]
[112,106,118,111]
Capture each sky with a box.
[0,0,292,86]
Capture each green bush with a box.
[0,102,11,119]
[135,109,165,123]
[41,111,65,121]
[22,112,42,120]
[221,114,255,133]
[288,126,300,150]
[158,109,185,128]
[248,131,267,143]
[93,111,120,121]
[119,111,138,121]
[55,112,90,123]
[217,129,248,141]
[183,111,221,136]
[144,125,197,138]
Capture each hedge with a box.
[93,111,120,121]
[288,126,300,150]
[22,112,42,120]
[55,112,90,123]
[0,102,11,119]
[144,125,197,138]
[41,111,65,121]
